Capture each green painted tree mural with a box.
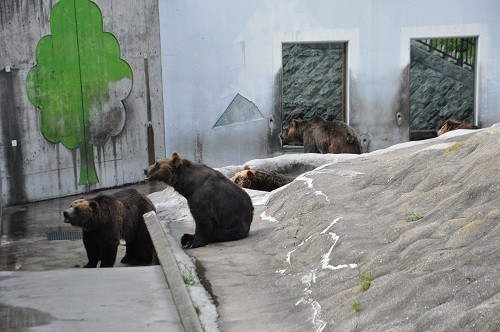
[26,0,132,185]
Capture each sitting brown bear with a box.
[232,166,293,192]
[144,153,254,248]
[437,118,479,136]
[63,188,156,268]
[281,117,362,154]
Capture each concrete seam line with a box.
[143,211,204,332]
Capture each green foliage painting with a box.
[26,0,132,185]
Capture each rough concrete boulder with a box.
[258,125,499,331]
[154,125,500,331]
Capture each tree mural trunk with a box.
[80,142,98,185]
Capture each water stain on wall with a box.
[195,134,204,164]
[270,67,283,154]
[0,68,27,204]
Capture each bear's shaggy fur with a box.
[63,188,156,268]
[144,153,254,248]
[231,166,293,192]
[281,117,362,154]
[437,118,479,136]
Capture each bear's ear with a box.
[171,152,182,167]
[346,133,355,143]
[243,165,250,170]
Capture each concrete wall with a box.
[0,0,165,205]
[159,0,500,167]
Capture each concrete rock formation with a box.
[156,124,500,331]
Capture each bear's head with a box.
[436,118,479,136]
[144,152,184,185]
[437,119,459,136]
[231,166,255,189]
[280,118,305,145]
[63,198,98,230]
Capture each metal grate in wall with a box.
[47,230,82,241]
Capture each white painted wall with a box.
[159,0,500,167]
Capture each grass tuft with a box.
[352,301,361,314]
[181,265,197,285]
[406,213,422,222]
[360,274,375,292]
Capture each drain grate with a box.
[47,230,82,241]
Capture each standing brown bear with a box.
[63,188,156,268]
[281,117,362,154]
[231,166,294,192]
[144,153,254,248]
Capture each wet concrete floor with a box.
[0,182,164,271]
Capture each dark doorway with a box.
[409,37,477,140]
[282,42,346,128]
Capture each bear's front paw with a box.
[121,256,131,264]
[181,233,195,248]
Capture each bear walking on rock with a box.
[281,117,362,154]
[232,166,293,192]
[63,188,156,268]
[144,153,254,248]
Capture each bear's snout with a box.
[63,210,71,223]
[144,164,155,178]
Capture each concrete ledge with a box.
[144,211,204,332]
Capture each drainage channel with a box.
[194,259,219,307]
[47,230,82,241]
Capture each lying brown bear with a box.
[144,153,254,248]
[281,117,362,154]
[63,188,156,268]
[232,166,293,191]
[437,118,479,136]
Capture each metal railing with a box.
[415,37,476,70]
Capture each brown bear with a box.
[63,188,156,268]
[281,117,362,154]
[231,166,294,192]
[437,118,479,136]
[144,153,254,249]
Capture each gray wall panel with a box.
[0,0,165,205]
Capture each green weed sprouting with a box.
[352,301,361,313]
[360,274,375,292]
[406,213,423,222]
[181,265,197,285]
